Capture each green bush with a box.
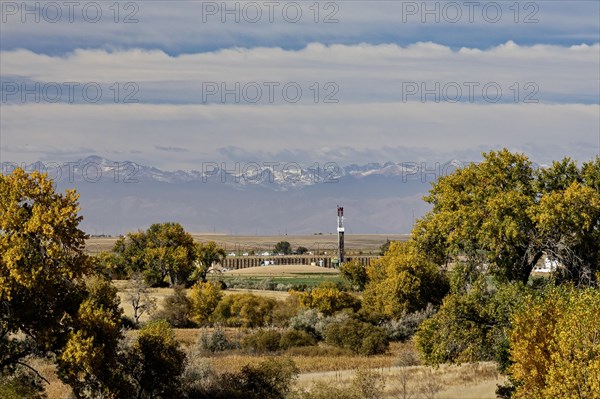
[325,318,389,355]
[243,329,283,353]
[213,293,276,327]
[280,329,317,350]
[126,320,187,399]
[151,285,193,328]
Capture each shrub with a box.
[382,304,436,342]
[280,329,317,349]
[0,369,46,399]
[122,315,138,329]
[243,329,283,353]
[189,281,223,325]
[395,344,421,367]
[188,358,298,399]
[180,355,216,398]
[288,309,353,340]
[289,368,384,399]
[125,320,186,399]
[198,328,236,353]
[288,308,323,338]
[299,284,361,316]
[325,318,389,355]
[152,285,193,328]
[213,293,276,327]
[351,368,385,399]
[271,293,302,327]
[290,381,358,399]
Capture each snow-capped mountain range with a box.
[1,156,457,234]
[3,155,448,191]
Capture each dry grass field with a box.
[296,362,504,399]
[35,337,503,399]
[85,234,409,255]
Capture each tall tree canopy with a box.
[508,285,600,399]
[413,150,600,285]
[1,169,90,372]
[362,240,449,320]
[113,222,197,286]
[1,169,125,397]
[193,241,226,282]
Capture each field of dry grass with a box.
[35,337,503,399]
[296,362,504,399]
[85,234,409,255]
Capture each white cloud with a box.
[1,101,598,168]
[2,41,598,105]
[2,42,598,168]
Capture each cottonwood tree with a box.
[339,259,368,291]
[0,169,126,397]
[298,283,361,316]
[508,285,600,399]
[414,150,600,285]
[296,246,309,255]
[362,240,449,320]
[274,241,292,255]
[193,241,226,282]
[113,223,197,286]
[1,169,90,372]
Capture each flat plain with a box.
[85,234,410,255]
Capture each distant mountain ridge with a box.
[3,155,457,191]
[1,156,459,235]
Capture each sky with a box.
[1,0,599,170]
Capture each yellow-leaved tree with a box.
[1,169,126,398]
[1,169,90,369]
[362,240,449,320]
[509,285,600,399]
[189,281,223,325]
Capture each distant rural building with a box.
[532,256,561,273]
